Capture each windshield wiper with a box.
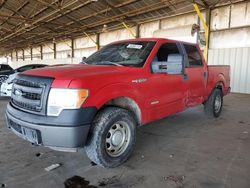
[96,61,123,66]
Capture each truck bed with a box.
[207,65,230,96]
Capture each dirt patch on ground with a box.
[64,176,97,188]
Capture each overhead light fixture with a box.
[102,24,108,32]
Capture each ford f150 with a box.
[5,38,230,168]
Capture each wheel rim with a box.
[105,121,131,157]
[214,95,222,113]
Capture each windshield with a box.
[84,41,156,67]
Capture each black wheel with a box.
[85,107,136,168]
[204,88,223,118]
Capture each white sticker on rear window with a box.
[127,44,143,49]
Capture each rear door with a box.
[182,44,207,106]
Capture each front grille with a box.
[12,80,44,112]
[11,74,53,115]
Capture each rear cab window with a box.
[183,44,203,67]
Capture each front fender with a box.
[83,83,146,120]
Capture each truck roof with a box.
[110,37,197,46]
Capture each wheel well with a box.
[216,82,224,92]
[101,97,141,126]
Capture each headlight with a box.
[47,88,89,116]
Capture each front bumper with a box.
[6,103,97,150]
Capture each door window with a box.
[183,44,202,67]
[156,43,181,62]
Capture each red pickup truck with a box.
[6,38,230,168]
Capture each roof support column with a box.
[71,39,75,58]
[11,52,13,62]
[53,43,56,59]
[194,3,209,61]
[22,49,24,61]
[16,50,18,62]
[96,33,100,50]
[205,8,211,50]
[30,47,33,60]
[40,45,43,60]
[136,24,140,38]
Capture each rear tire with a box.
[204,88,223,118]
[85,107,136,168]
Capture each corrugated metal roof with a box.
[0,0,241,54]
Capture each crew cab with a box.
[5,38,230,168]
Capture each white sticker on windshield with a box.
[127,44,143,49]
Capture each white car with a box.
[0,64,47,97]
[0,73,16,96]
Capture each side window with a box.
[2,65,7,70]
[6,65,12,71]
[183,44,202,67]
[2,65,9,70]
[155,43,181,62]
[17,65,33,72]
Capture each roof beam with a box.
[12,0,186,47]
[0,13,32,21]
[0,0,7,9]
[0,1,29,29]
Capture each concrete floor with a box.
[0,94,250,188]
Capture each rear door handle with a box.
[183,73,188,80]
[203,72,207,79]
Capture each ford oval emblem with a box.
[15,89,23,97]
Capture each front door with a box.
[146,42,187,121]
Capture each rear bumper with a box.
[6,103,97,150]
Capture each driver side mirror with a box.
[152,54,184,74]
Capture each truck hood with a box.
[23,64,130,79]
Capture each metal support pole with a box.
[16,50,18,61]
[96,33,100,50]
[11,52,13,62]
[193,3,209,62]
[40,45,43,60]
[53,43,56,59]
[206,8,211,50]
[71,39,75,58]
[30,47,33,60]
[22,49,24,61]
[136,24,140,38]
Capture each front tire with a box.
[204,88,223,118]
[85,107,136,168]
